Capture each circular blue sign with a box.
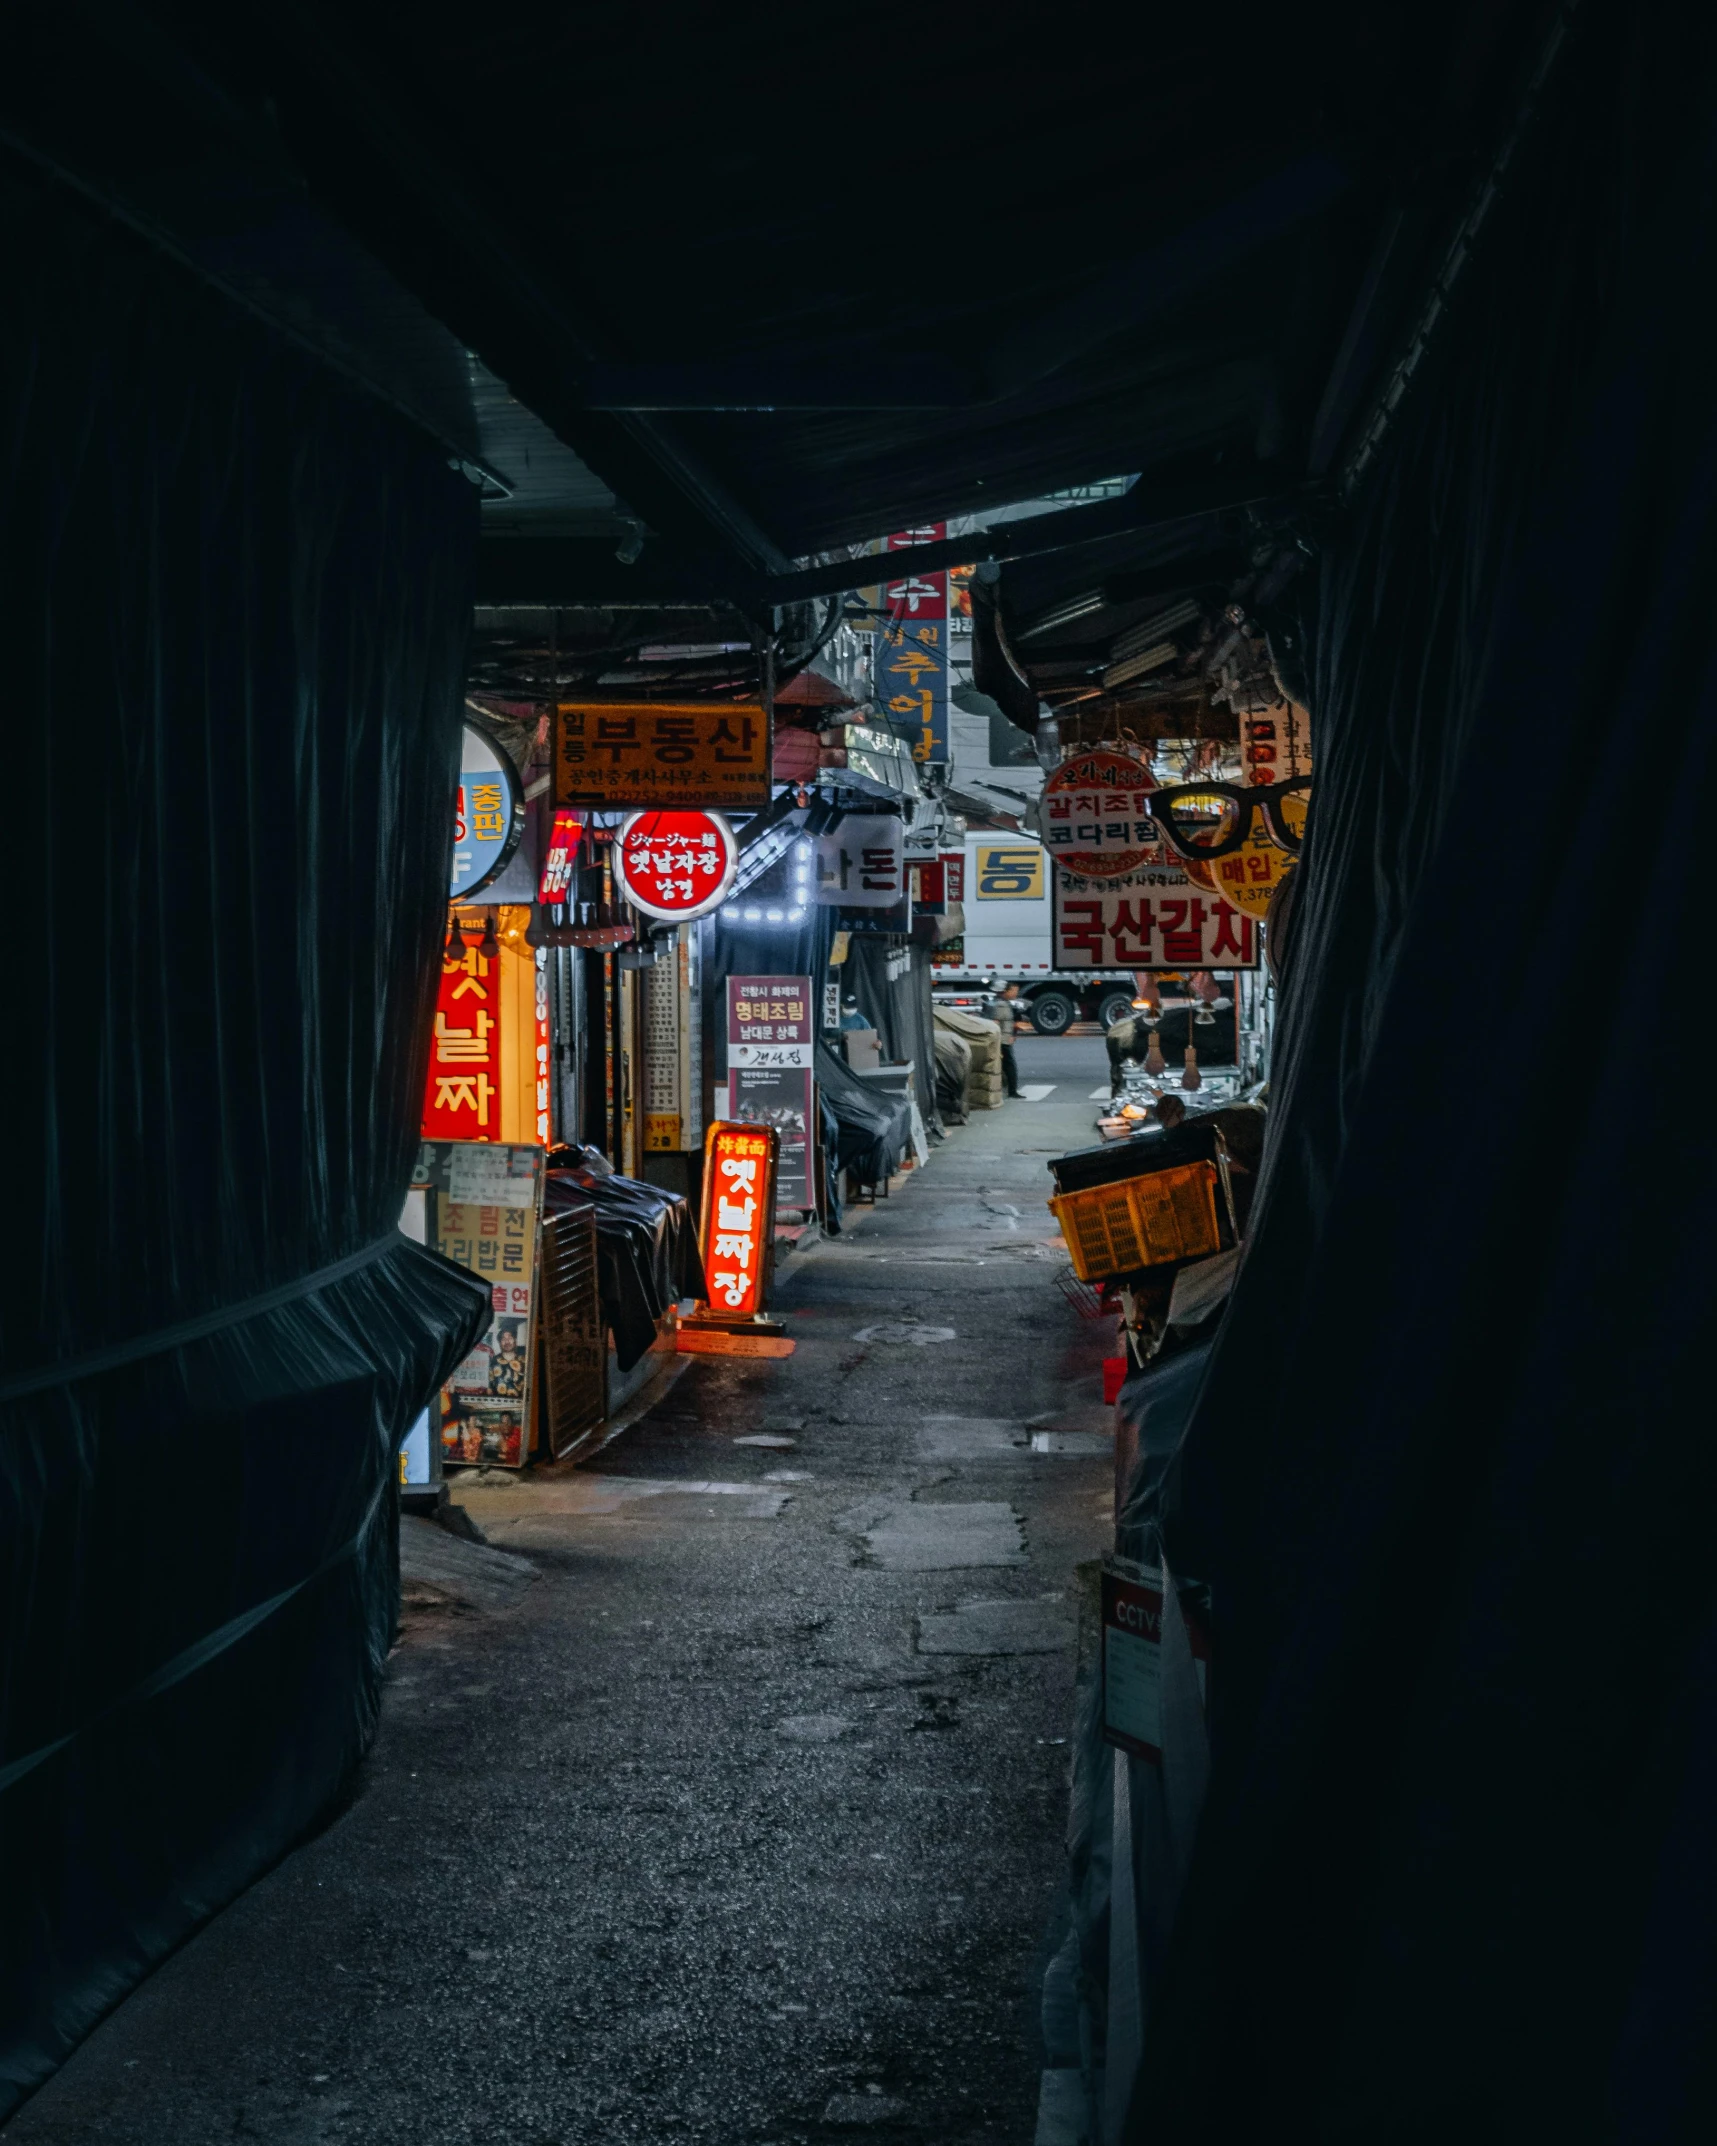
[451,722,525,899]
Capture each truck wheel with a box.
[1028,989,1076,1035]
[1096,988,1136,1031]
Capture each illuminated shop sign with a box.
[612,808,739,922]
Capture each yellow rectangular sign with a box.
[974,843,1045,899]
[554,700,772,810]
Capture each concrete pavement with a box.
[5,1036,1115,2146]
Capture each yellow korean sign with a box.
[974,844,1045,899]
[554,700,772,810]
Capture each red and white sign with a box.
[1054,870,1260,969]
[613,808,738,921]
[883,524,947,619]
[1041,748,1165,881]
[537,807,584,903]
[422,944,501,1138]
[697,1122,779,1319]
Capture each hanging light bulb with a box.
[478,912,500,961]
[1144,1029,1167,1076]
[1181,1044,1202,1092]
[445,915,467,960]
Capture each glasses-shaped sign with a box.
[1147,777,1311,861]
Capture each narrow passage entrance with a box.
[6,1037,1115,2146]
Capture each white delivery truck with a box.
[930,831,1138,1035]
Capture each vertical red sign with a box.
[697,1123,780,1319]
[423,944,501,1139]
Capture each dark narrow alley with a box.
[7,1044,1113,2146]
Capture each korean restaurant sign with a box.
[1054,867,1260,969]
[727,975,813,1210]
[1209,702,1313,919]
[813,816,907,908]
[612,808,738,921]
[696,1122,780,1319]
[1040,748,1162,881]
[553,699,771,810]
[451,721,526,898]
[878,525,949,765]
[423,941,502,1137]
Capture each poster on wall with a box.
[726,974,813,1211]
[409,1140,544,1468]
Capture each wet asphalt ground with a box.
[5,1035,1115,2146]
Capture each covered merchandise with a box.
[544,1150,706,1372]
[1116,9,1717,2138]
[1,172,484,2117]
[932,1003,1004,1110]
[842,934,943,1133]
[932,1025,972,1126]
[814,1040,913,1194]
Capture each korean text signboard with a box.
[1209,702,1313,919]
[612,808,738,922]
[410,1141,543,1469]
[972,843,1045,900]
[727,974,813,1210]
[1054,870,1260,969]
[1041,749,1163,880]
[451,720,525,898]
[423,942,501,1138]
[878,525,948,765]
[814,818,906,908]
[697,1122,780,1319]
[554,699,771,810]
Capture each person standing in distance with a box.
[992,979,1023,1098]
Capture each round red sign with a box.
[612,809,739,921]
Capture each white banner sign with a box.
[814,818,906,908]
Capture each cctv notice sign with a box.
[1101,1555,1210,1764]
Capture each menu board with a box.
[409,1140,544,1468]
[726,974,813,1211]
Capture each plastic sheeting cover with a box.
[544,1154,706,1371]
[1129,9,1717,2137]
[1,172,485,2112]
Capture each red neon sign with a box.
[697,1122,779,1320]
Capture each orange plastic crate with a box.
[1048,1158,1223,1282]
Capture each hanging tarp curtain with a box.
[0,163,485,2113]
[1124,6,1717,2138]
[842,934,942,1136]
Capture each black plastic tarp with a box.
[814,1039,912,1190]
[843,933,942,1135]
[545,1154,706,1371]
[1130,8,1717,2137]
[1,167,484,2114]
